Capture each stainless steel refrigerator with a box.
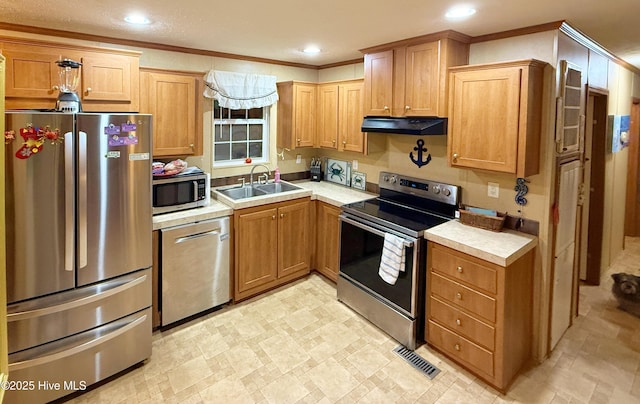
[4,112,153,404]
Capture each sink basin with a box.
[215,181,302,200]
[253,182,301,194]
[216,186,268,200]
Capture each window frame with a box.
[211,103,270,168]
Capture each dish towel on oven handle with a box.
[378,233,406,285]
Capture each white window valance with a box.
[203,70,279,109]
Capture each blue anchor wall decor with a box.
[409,139,431,168]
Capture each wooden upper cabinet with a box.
[2,43,60,99]
[81,53,132,102]
[362,35,469,118]
[317,83,339,149]
[403,42,440,116]
[1,38,140,112]
[317,79,366,153]
[276,81,316,149]
[363,50,394,115]
[140,68,203,157]
[448,59,547,177]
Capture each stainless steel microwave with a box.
[152,171,210,215]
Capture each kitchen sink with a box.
[253,182,301,194]
[215,181,302,200]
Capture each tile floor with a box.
[68,239,640,403]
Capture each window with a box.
[212,100,269,166]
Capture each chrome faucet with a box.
[249,164,271,186]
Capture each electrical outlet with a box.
[352,160,358,170]
[296,154,301,164]
[488,182,500,198]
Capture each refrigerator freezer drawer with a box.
[5,308,152,404]
[161,217,231,325]
[8,268,152,354]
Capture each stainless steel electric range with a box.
[337,171,461,349]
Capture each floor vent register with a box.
[393,345,441,380]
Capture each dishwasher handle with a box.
[174,229,221,244]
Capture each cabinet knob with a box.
[452,153,459,162]
[342,140,346,145]
[456,318,462,326]
[457,266,463,273]
[332,139,336,144]
[405,105,411,110]
[383,106,389,112]
[52,85,59,91]
[85,87,92,94]
[456,292,462,300]
[272,215,276,220]
[189,144,195,149]
[297,138,301,144]
[280,213,284,218]
[455,343,461,351]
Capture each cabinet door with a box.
[294,84,316,148]
[2,44,62,99]
[363,50,393,116]
[278,200,310,277]
[316,202,341,282]
[448,67,522,174]
[140,71,198,157]
[80,53,132,102]
[339,81,365,153]
[317,84,339,149]
[236,208,279,294]
[404,42,440,116]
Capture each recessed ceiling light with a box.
[445,6,476,19]
[302,46,321,54]
[124,14,151,25]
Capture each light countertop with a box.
[425,220,538,267]
[152,199,233,230]
[154,180,374,230]
[293,180,377,207]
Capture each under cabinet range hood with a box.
[361,116,447,135]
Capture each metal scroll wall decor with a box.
[514,178,529,206]
[409,139,431,168]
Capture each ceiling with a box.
[1,0,639,70]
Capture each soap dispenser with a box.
[274,167,281,183]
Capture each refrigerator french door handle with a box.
[65,132,74,272]
[78,130,88,269]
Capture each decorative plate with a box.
[351,171,366,191]
[325,158,351,186]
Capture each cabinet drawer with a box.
[429,295,495,350]
[431,272,496,323]
[428,320,494,377]
[431,245,497,294]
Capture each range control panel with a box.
[379,172,460,206]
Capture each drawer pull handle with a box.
[454,343,461,351]
[456,292,462,300]
[456,318,461,326]
[457,266,463,273]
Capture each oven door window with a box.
[153,182,195,207]
[339,219,414,315]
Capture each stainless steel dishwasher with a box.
[161,217,230,325]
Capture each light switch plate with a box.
[488,182,500,198]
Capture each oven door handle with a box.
[340,215,415,248]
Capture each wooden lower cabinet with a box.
[426,242,533,392]
[315,201,341,282]
[234,198,311,301]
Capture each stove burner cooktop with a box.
[340,172,461,237]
